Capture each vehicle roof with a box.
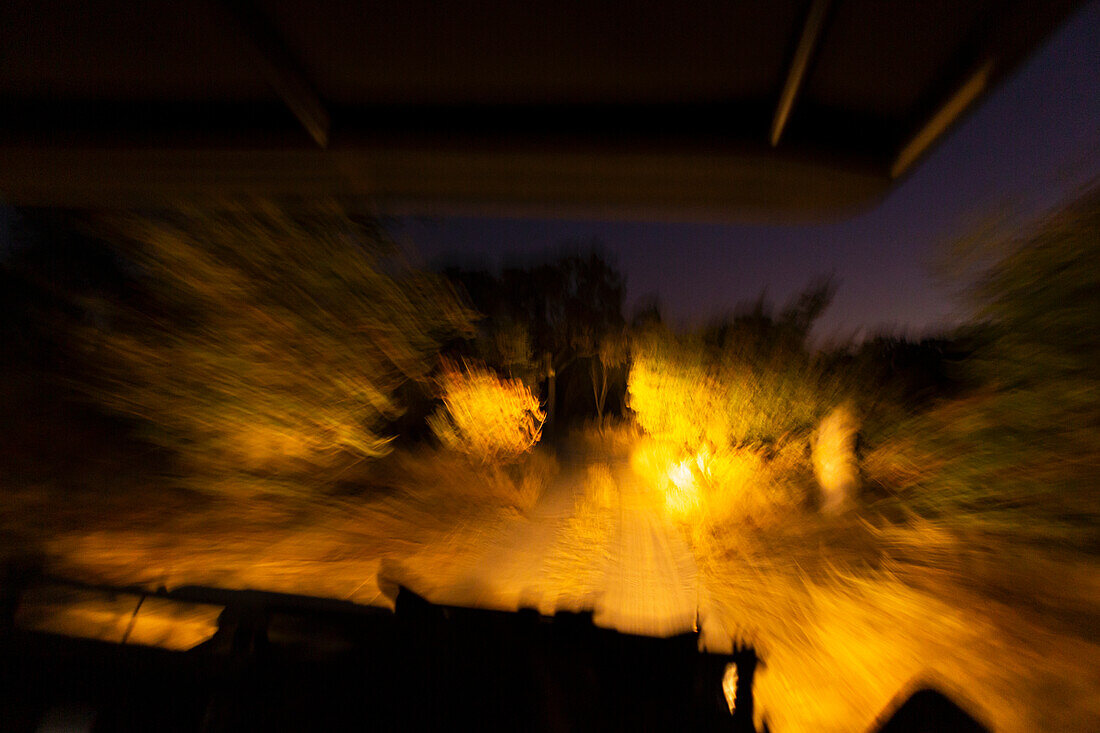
[0,0,1083,220]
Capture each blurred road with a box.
[596,469,699,636]
[398,451,702,638]
[28,444,711,647]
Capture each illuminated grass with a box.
[8,447,557,604]
[692,507,1100,732]
[630,435,811,530]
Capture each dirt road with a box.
[396,450,702,638]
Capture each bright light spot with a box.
[665,458,700,515]
[811,402,860,512]
[668,459,695,491]
[695,443,713,478]
[722,663,738,713]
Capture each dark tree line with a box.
[444,249,627,430]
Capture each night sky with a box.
[388,0,1100,343]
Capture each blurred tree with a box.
[868,184,1100,548]
[492,319,534,381]
[446,249,626,428]
[2,209,131,376]
[592,330,629,429]
[954,185,1100,524]
[0,209,169,489]
[630,295,664,332]
[73,202,475,494]
[822,335,972,447]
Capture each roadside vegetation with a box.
[2,187,1098,731]
[623,187,1100,732]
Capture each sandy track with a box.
[398,453,701,639]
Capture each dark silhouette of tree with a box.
[630,295,664,332]
[591,330,629,429]
[445,249,626,428]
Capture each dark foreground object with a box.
[0,574,988,732]
[872,688,989,733]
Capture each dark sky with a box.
[388,1,1100,343]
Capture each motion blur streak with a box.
[3,189,1099,730]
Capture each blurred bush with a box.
[630,436,811,529]
[866,185,1100,549]
[627,282,841,521]
[74,202,475,492]
[627,281,835,452]
[428,359,545,462]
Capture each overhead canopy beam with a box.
[890,60,993,178]
[0,0,1080,218]
[889,0,1082,179]
[0,144,889,222]
[770,0,832,147]
[216,0,330,148]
